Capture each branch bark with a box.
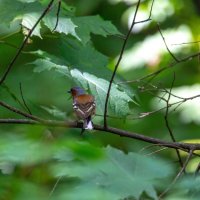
[1,118,200,152]
[103,0,142,128]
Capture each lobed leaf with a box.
[50,146,173,200]
[0,0,121,43]
[72,15,122,44]
[30,56,134,117]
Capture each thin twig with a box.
[49,176,63,197]
[172,40,200,46]
[19,83,32,115]
[144,147,168,156]
[195,162,200,176]
[139,143,200,158]
[157,23,179,62]
[104,0,141,128]
[53,0,61,32]
[1,83,28,112]
[117,50,200,86]
[126,90,200,121]
[139,143,168,153]
[0,0,55,85]
[104,0,155,128]
[164,73,184,169]
[135,0,155,24]
[158,149,193,199]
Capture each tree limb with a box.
[1,118,200,152]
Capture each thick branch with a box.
[1,118,200,152]
[0,100,42,121]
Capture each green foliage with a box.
[72,15,122,44]
[50,146,172,200]
[30,47,134,116]
[40,105,66,119]
[1,0,200,199]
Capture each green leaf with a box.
[72,15,122,44]
[21,12,42,38]
[51,146,173,200]
[43,16,80,40]
[0,1,120,41]
[30,55,133,116]
[40,105,66,119]
[71,69,133,116]
[0,0,76,38]
[30,37,110,79]
[166,176,200,200]
[0,135,53,166]
[0,0,24,25]
[33,58,70,76]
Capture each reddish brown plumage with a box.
[74,94,95,119]
[68,87,95,130]
[75,94,95,104]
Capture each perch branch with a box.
[1,118,200,152]
[0,100,41,121]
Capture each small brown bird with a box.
[68,87,95,130]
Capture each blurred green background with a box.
[1,0,200,199]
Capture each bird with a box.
[68,86,95,130]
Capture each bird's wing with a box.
[73,94,95,119]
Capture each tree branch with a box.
[159,149,193,199]
[104,0,141,128]
[117,51,200,85]
[1,118,200,152]
[104,0,155,128]
[164,73,184,169]
[135,0,155,24]
[19,83,32,115]
[157,23,180,62]
[0,100,41,121]
[53,0,61,32]
[0,0,56,85]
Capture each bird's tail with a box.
[83,116,93,130]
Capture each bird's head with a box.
[68,86,85,97]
